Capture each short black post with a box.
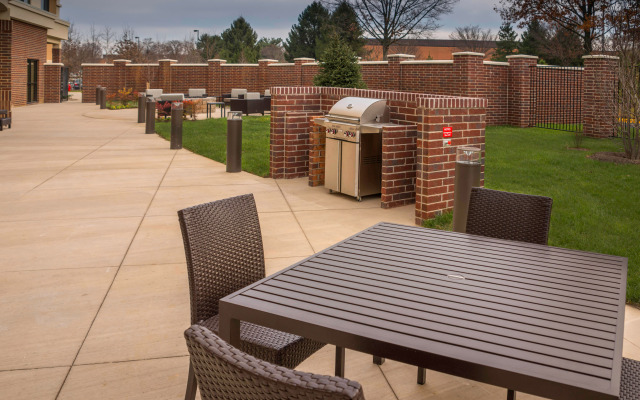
[452,146,481,233]
[226,111,242,172]
[99,88,107,109]
[145,99,156,134]
[137,93,146,123]
[170,102,183,149]
[95,86,101,105]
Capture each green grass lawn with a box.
[155,116,271,177]
[156,118,639,304]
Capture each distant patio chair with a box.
[185,324,365,400]
[188,88,207,98]
[178,194,325,400]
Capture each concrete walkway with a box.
[1,100,638,400]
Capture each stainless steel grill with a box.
[317,97,395,201]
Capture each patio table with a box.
[219,222,628,399]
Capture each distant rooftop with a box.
[366,38,498,49]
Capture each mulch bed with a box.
[588,152,640,165]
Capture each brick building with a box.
[0,0,69,113]
[364,39,497,61]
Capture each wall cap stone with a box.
[158,59,178,62]
[81,63,113,66]
[44,63,64,66]
[172,63,208,66]
[387,54,416,58]
[358,61,388,65]
[506,55,538,59]
[208,59,227,62]
[258,59,279,62]
[452,52,485,57]
[537,65,583,70]
[113,59,132,63]
[293,57,315,61]
[483,61,509,66]
[401,60,453,65]
[302,62,319,66]
[269,63,295,67]
[126,64,159,67]
[582,55,619,60]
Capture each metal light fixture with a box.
[193,29,200,41]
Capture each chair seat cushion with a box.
[201,314,325,369]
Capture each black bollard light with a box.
[137,93,146,123]
[451,146,482,233]
[145,100,156,134]
[170,102,183,149]
[99,88,107,109]
[226,111,242,173]
[95,86,101,105]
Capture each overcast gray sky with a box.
[61,0,503,42]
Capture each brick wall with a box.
[0,20,11,115]
[11,20,47,106]
[44,63,62,103]
[273,86,486,216]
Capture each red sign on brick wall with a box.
[443,127,453,138]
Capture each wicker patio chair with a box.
[178,194,325,400]
[466,187,553,245]
[621,357,640,399]
[184,325,365,400]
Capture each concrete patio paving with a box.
[1,98,638,400]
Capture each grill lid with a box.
[326,97,387,124]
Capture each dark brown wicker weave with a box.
[185,325,365,400]
[465,187,553,245]
[622,357,640,400]
[178,194,325,399]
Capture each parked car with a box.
[72,79,82,90]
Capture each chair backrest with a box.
[231,88,247,98]
[145,89,163,99]
[160,93,185,102]
[466,187,553,245]
[246,92,260,100]
[188,88,206,98]
[621,357,640,400]
[178,194,265,324]
[185,325,365,400]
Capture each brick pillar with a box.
[582,55,620,138]
[207,59,226,97]
[258,59,278,94]
[44,63,62,103]
[415,97,487,225]
[0,20,12,116]
[158,59,177,93]
[506,55,538,127]
[387,54,415,91]
[381,124,418,209]
[308,117,326,186]
[294,58,315,86]
[112,59,131,95]
[52,47,61,63]
[453,52,484,98]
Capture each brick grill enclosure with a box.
[270,86,486,223]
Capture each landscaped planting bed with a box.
[156,118,640,304]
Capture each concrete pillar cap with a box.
[506,55,538,59]
[44,63,64,66]
[293,57,315,61]
[113,59,132,63]
[582,55,619,60]
[387,54,416,58]
[158,59,178,63]
[208,59,227,63]
[258,59,279,63]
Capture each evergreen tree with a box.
[196,33,222,61]
[314,34,366,89]
[492,22,518,61]
[220,17,259,63]
[284,2,330,61]
[518,20,547,59]
[317,1,366,58]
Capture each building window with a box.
[42,0,49,12]
[27,59,38,103]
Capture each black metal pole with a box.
[95,86,101,105]
[145,100,156,134]
[137,93,146,123]
[170,102,183,149]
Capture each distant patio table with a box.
[219,222,628,400]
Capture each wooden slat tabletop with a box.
[219,222,628,400]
